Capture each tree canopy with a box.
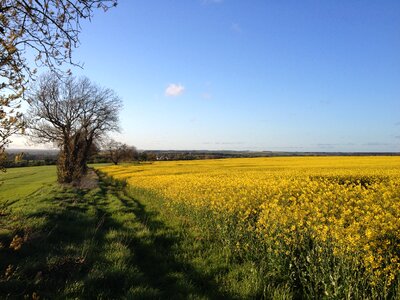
[0,0,117,169]
[27,73,122,183]
[103,138,138,165]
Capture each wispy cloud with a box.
[165,83,185,97]
[231,23,243,34]
[201,92,212,100]
[316,143,336,149]
[202,0,223,4]
[217,142,245,145]
[319,100,331,105]
[203,141,244,145]
[362,142,390,146]
[313,143,359,149]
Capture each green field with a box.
[0,166,57,202]
[0,166,247,299]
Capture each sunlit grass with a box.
[0,166,232,298]
[0,166,57,202]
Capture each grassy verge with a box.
[126,186,294,300]
[0,167,243,299]
[124,185,274,299]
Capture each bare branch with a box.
[0,0,117,169]
[26,73,122,183]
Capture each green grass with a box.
[0,166,57,202]
[1,166,258,299]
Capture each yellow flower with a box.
[99,156,400,287]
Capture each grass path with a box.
[82,175,226,299]
[0,168,229,299]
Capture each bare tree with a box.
[27,73,122,183]
[104,139,138,165]
[0,0,117,169]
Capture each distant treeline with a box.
[4,151,58,168]
[4,150,157,168]
[143,150,400,161]
[4,149,400,168]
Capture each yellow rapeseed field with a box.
[100,156,400,295]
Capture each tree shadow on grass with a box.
[0,174,233,299]
[87,176,232,299]
[0,187,97,299]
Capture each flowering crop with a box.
[100,157,400,297]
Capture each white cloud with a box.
[165,83,185,97]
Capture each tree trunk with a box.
[57,141,74,183]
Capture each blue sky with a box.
[16,0,400,151]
